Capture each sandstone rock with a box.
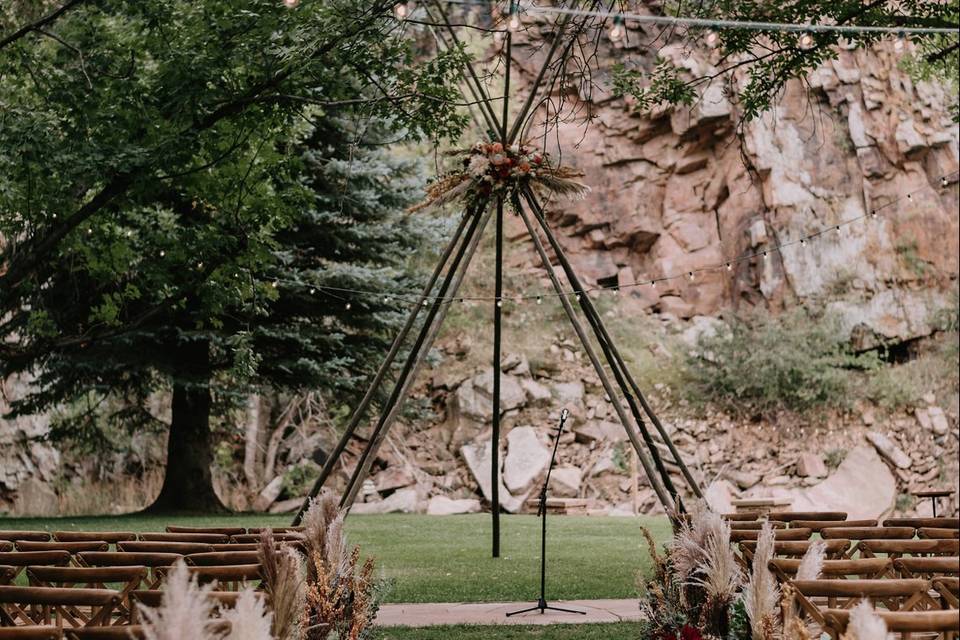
[550,467,581,498]
[927,407,950,435]
[866,431,912,469]
[502,353,531,376]
[374,467,416,493]
[790,446,896,519]
[727,470,761,490]
[454,370,526,422]
[552,381,585,405]
[269,496,306,514]
[426,495,482,515]
[352,488,422,514]
[796,453,828,478]
[520,378,552,405]
[703,479,738,514]
[503,427,551,493]
[253,476,284,512]
[13,478,59,516]
[573,420,627,444]
[460,440,525,513]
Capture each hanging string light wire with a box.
[279,171,958,308]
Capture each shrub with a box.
[684,308,878,415]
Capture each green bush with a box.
[684,308,878,415]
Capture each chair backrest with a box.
[0,531,51,542]
[894,556,960,578]
[0,585,121,627]
[64,627,145,640]
[731,528,811,543]
[117,541,214,555]
[821,526,915,540]
[165,526,246,536]
[185,551,259,566]
[230,533,303,544]
[728,521,786,531]
[130,589,243,609]
[0,551,71,567]
[0,627,63,639]
[78,552,182,568]
[245,527,303,534]
[0,566,16,585]
[792,578,928,599]
[789,519,878,531]
[824,608,960,634]
[883,517,960,529]
[53,532,136,544]
[768,511,847,523]
[769,558,891,580]
[742,539,850,558]
[919,527,960,539]
[26,565,149,587]
[858,539,960,557]
[0,543,11,553]
[138,533,229,544]
[15,541,109,553]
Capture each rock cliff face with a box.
[508,25,958,349]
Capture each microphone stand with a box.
[506,409,585,617]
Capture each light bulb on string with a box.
[159,250,166,257]
[283,0,299,8]
[507,10,521,32]
[941,176,949,187]
[345,302,352,310]
[687,271,695,280]
[762,251,768,260]
[496,298,503,308]
[705,30,719,48]
[608,16,624,42]
[421,300,428,307]
[309,288,316,295]
[800,238,807,247]
[393,2,410,20]
[575,292,582,301]
[650,280,657,288]
[798,32,815,50]
[870,210,878,220]
[536,296,543,305]
[725,262,733,271]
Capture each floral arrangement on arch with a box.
[408,141,589,212]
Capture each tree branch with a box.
[0,0,88,51]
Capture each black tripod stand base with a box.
[505,599,586,617]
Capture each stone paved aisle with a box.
[378,599,642,627]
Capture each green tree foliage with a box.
[0,1,467,510]
[611,0,959,121]
[684,309,880,415]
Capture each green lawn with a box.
[374,623,645,639]
[0,513,669,603]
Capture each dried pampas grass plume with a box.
[742,522,780,640]
[139,560,221,640]
[795,539,826,581]
[842,600,890,640]
[258,528,305,640]
[222,589,273,640]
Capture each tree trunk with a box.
[146,338,226,513]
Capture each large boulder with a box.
[426,495,482,515]
[454,370,526,423]
[352,488,423,514]
[503,427,551,493]
[550,466,582,498]
[865,431,911,469]
[460,440,526,512]
[790,445,896,520]
[573,420,627,444]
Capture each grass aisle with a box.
[0,513,669,603]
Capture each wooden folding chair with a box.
[921,528,960,540]
[884,518,960,530]
[728,521,786,531]
[857,539,960,559]
[791,579,935,631]
[129,590,245,622]
[769,558,892,582]
[52,533,134,545]
[185,551,259,567]
[165,526,245,537]
[742,539,850,562]
[824,608,960,640]
[117,542,214,555]
[16,542,108,555]
[895,557,960,579]
[176,565,261,591]
[0,627,62,639]
[77,554,180,590]
[245,527,303,534]
[731,528,812,543]
[0,586,120,628]
[769,512,848,523]
[0,545,11,554]
[822,527,916,541]
[26,566,148,624]
[0,553,71,582]
[0,532,51,543]
[790,519,878,532]
[137,533,228,544]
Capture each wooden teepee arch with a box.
[294,0,703,556]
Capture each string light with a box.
[309,288,316,295]
[496,298,503,308]
[687,271,695,280]
[282,0,299,8]
[798,32,815,49]
[705,30,719,47]
[159,250,165,257]
[725,262,732,271]
[394,2,410,20]
[345,302,352,310]
[608,16,625,42]
[507,10,521,32]
[536,296,543,304]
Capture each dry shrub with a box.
[223,590,274,640]
[258,529,305,640]
[842,600,890,640]
[139,561,227,640]
[795,540,826,581]
[741,522,780,640]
